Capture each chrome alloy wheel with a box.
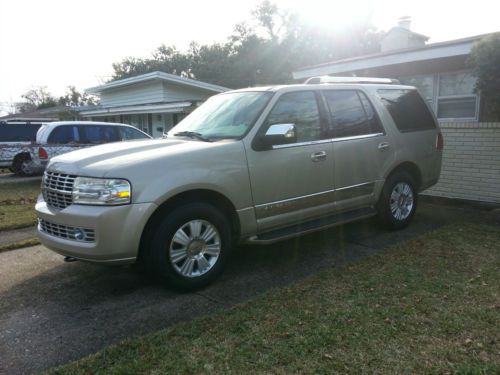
[390,182,414,221]
[169,220,221,278]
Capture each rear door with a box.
[322,89,394,211]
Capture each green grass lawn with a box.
[0,180,40,231]
[0,179,41,203]
[47,223,500,375]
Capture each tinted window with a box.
[323,90,383,138]
[378,89,436,132]
[79,125,119,144]
[0,124,41,142]
[118,126,150,140]
[265,91,322,142]
[48,126,78,144]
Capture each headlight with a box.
[72,177,131,205]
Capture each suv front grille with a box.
[39,219,95,242]
[42,171,76,209]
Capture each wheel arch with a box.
[137,189,241,261]
[13,151,32,163]
[384,161,422,191]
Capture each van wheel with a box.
[145,203,232,291]
[13,155,36,177]
[376,172,417,230]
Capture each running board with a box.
[246,207,377,245]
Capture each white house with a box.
[81,72,229,137]
[293,20,495,123]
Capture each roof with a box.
[293,33,492,80]
[86,71,230,95]
[0,105,77,122]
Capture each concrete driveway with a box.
[0,200,498,375]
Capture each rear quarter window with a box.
[378,89,437,132]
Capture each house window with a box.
[399,75,434,107]
[437,72,478,120]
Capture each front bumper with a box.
[36,199,158,264]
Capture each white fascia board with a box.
[86,71,229,95]
[80,102,193,116]
[293,41,474,79]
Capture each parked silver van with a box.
[36,77,443,290]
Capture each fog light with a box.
[73,229,85,241]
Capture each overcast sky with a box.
[0,0,499,114]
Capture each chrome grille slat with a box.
[39,219,95,243]
[43,171,76,209]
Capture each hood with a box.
[48,138,224,177]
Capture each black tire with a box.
[376,171,418,230]
[12,155,36,177]
[143,202,232,291]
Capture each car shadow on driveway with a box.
[0,201,496,375]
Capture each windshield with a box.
[170,91,273,140]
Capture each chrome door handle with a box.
[311,151,327,162]
[378,142,390,151]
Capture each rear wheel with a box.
[12,155,36,177]
[144,202,232,291]
[376,172,417,230]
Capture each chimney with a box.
[397,16,411,30]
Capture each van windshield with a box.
[170,91,272,140]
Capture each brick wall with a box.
[423,122,500,203]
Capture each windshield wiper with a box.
[173,131,212,142]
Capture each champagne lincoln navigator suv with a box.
[36,77,443,290]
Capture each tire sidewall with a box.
[13,156,34,177]
[147,202,232,291]
[377,172,418,230]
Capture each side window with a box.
[378,89,437,132]
[323,90,382,138]
[47,126,76,144]
[358,92,385,134]
[265,91,322,143]
[118,126,150,140]
[79,126,118,144]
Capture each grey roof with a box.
[0,105,74,121]
[86,71,230,94]
[293,33,492,77]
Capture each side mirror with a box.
[255,123,297,150]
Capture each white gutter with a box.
[80,102,193,116]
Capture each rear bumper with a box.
[36,199,158,264]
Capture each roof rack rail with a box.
[305,76,400,85]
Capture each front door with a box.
[245,91,334,232]
[321,89,394,211]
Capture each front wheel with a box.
[144,203,232,291]
[376,172,418,230]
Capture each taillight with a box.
[436,132,444,151]
[38,147,48,160]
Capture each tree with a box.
[58,86,99,106]
[16,86,58,112]
[468,33,500,120]
[109,1,382,88]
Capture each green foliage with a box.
[58,86,99,106]
[468,32,500,120]
[110,1,383,88]
[16,86,58,113]
[15,85,99,114]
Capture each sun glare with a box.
[280,0,375,30]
